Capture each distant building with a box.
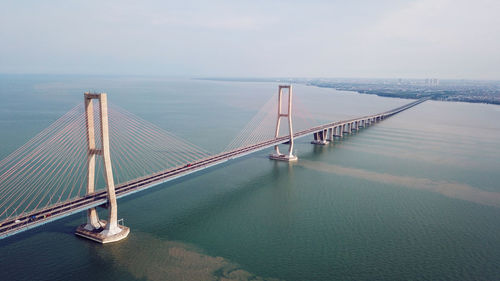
[425,78,439,86]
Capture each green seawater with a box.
[0,75,499,280]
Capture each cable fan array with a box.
[107,105,212,184]
[0,103,212,222]
[224,92,318,152]
[0,105,88,221]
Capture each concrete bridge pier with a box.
[338,125,344,137]
[326,127,334,142]
[332,126,340,137]
[311,129,328,145]
[269,85,298,162]
[343,123,350,134]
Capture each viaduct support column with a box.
[327,128,333,142]
[76,92,130,244]
[311,129,328,145]
[269,85,298,162]
[343,124,349,134]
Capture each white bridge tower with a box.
[75,92,129,244]
[269,85,298,162]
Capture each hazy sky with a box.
[1,0,499,79]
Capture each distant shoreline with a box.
[198,78,500,106]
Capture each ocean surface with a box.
[0,75,499,280]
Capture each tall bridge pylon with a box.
[269,85,298,162]
[75,93,129,243]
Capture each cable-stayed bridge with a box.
[0,86,428,243]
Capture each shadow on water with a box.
[146,159,292,237]
[91,155,290,281]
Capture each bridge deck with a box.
[0,97,428,239]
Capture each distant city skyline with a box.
[1,0,499,80]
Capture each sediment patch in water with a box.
[97,232,280,281]
[298,160,500,208]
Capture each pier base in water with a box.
[75,220,129,244]
[310,140,328,145]
[269,153,298,162]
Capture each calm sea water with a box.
[0,75,499,280]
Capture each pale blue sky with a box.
[1,0,499,79]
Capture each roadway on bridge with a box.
[0,97,428,239]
